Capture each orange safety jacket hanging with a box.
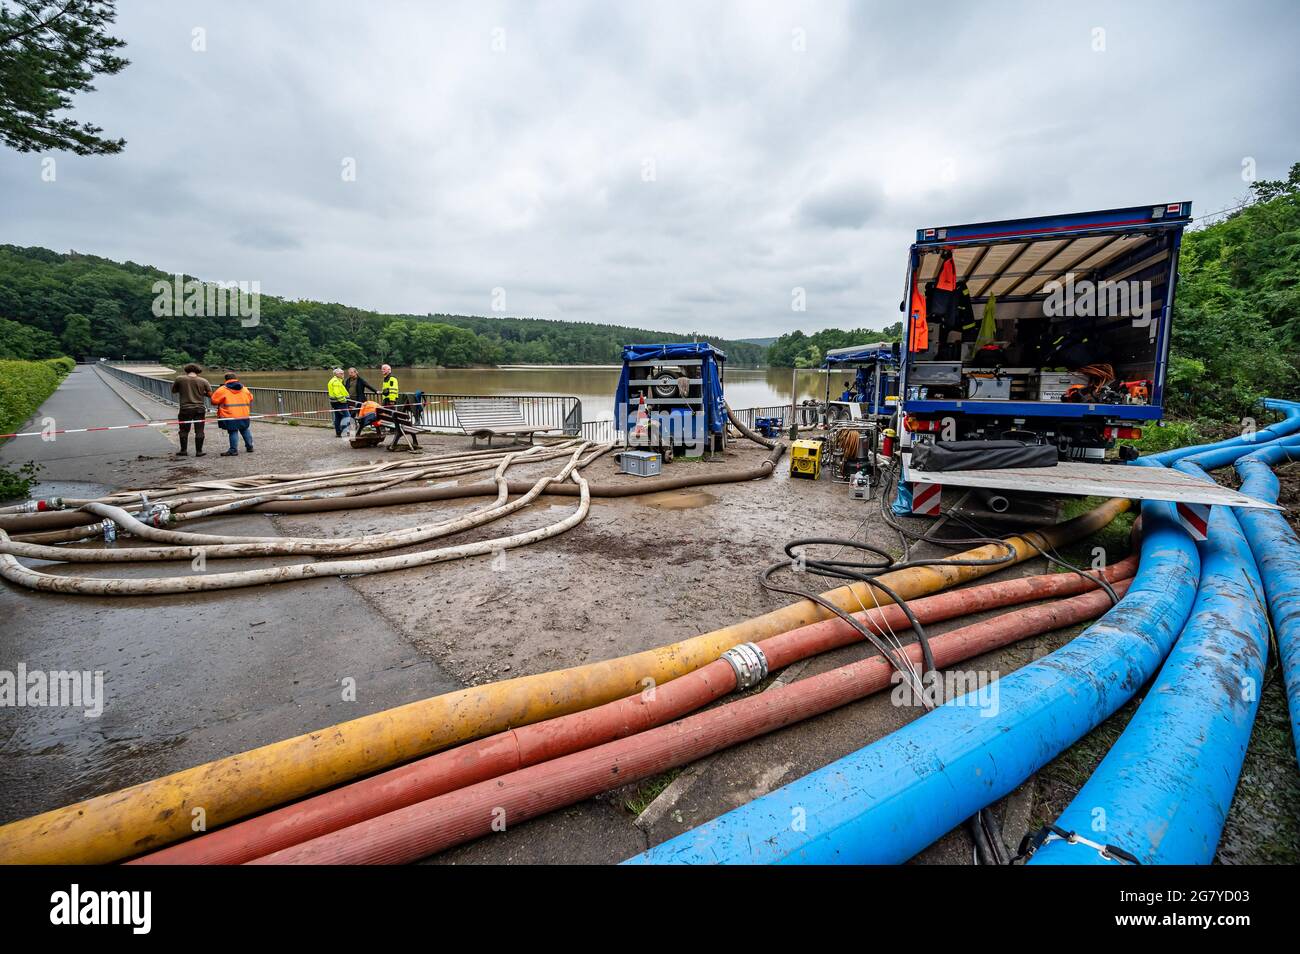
[908,276,928,352]
[936,249,956,291]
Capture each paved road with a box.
[0,369,460,834]
[0,366,173,493]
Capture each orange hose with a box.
[252,578,1133,864]
[136,555,1135,865]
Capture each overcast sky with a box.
[4,0,1298,338]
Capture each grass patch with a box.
[623,769,682,816]
[1053,495,1136,570]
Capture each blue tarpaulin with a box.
[615,342,727,437]
[822,345,895,366]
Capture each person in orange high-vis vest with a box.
[211,373,255,456]
[356,399,384,436]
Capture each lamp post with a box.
[788,367,799,441]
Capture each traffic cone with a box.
[633,392,650,439]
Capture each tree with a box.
[0,314,61,357]
[124,319,162,356]
[59,309,90,354]
[0,0,129,155]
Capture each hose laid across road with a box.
[0,496,1128,864]
[256,579,1134,865]
[0,445,601,596]
[0,443,789,535]
[134,553,1137,865]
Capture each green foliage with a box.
[0,246,770,370]
[0,355,68,500]
[1118,419,1209,456]
[0,356,66,434]
[60,311,91,356]
[0,314,61,358]
[0,0,129,155]
[767,323,901,368]
[0,459,38,500]
[1169,163,1300,420]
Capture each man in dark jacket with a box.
[170,363,212,457]
[344,367,374,416]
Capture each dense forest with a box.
[765,324,903,368]
[1165,165,1300,419]
[0,247,769,369]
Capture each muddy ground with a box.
[0,367,1295,864]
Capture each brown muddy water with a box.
[238,366,835,422]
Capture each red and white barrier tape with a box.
[0,408,337,440]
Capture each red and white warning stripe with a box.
[1175,500,1211,541]
[0,407,338,441]
[911,481,942,516]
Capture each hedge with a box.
[0,358,70,438]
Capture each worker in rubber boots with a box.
[327,368,352,438]
[211,372,255,457]
[170,363,211,457]
[379,364,400,407]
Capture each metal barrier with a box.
[99,364,806,444]
[99,365,585,436]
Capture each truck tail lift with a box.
[891,202,1280,515]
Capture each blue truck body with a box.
[899,202,1192,455]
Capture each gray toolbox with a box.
[1033,371,1088,401]
[617,450,663,477]
[907,361,962,386]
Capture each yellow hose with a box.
[0,497,1128,864]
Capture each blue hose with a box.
[1142,398,1300,467]
[1234,442,1300,768]
[627,403,1300,866]
[625,491,1199,865]
[1028,458,1269,864]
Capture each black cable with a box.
[761,538,936,678]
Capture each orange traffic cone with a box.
[633,393,650,439]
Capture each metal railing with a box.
[99,364,806,443]
[98,365,584,435]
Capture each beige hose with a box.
[0,445,597,595]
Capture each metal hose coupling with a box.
[721,642,769,690]
[14,497,65,513]
[142,505,173,528]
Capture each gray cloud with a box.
[2,0,1298,338]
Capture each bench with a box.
[350,405,430,452]
[453,398,549,448]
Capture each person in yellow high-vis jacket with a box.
[326,368,351,437]
[379,363,400,407]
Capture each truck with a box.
[886,201,1285,520]
[898,202,1192,460]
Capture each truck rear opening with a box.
[900,202,1192,461]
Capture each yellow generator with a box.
[790,439,822,479]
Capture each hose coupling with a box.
[721,642,769,690]
[16,497,65,513]
[102,518,117,543]
[142,505,173,528]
